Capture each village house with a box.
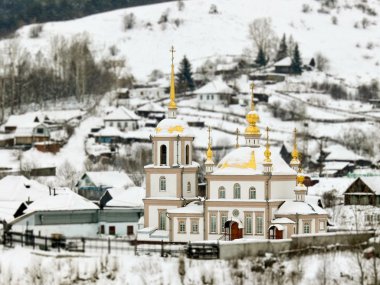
[136,102,166,126]
[343,176,380,206]
[103,106,139,131]
[129,84,166,99]
[194,76,235,107]
[76,171,135,201]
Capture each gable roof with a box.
[324,145,364,162]
[194,77,234,95]
[83,171,135,189]
[0,175,49,202]
[137,102,166,113]
[104,106,139,121]
[274,56,292,67]
[344,176,380,195]
[103,187,145,208]
[4,112,47,128]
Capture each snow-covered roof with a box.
[84,171,135,189]
[274,56,292,67]
[322,161,351,171]
[0,175,49,202]
[14,123,48,137]
[194,77,234,95]
[137,102,166,113]
[213,146,296,176]
[324,144,364,162]
[275,200,327,216]
[104,106,139,121]
[167,201,204,214]
[95,127,124,137]
[308,177,356,196]
[0,201,25,222]
[216,62,239,72]
[271,217,295,224]
[155,118,193,137]
[104,187,145,208]
[357,176,380,195]
[4,112,46,128]
[25,188,98,213]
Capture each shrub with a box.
[315,52,330,71]
[302,4,312,13]
[123,13,136,30]
[209,4,218,14]
[331,15,338,25]
[29,24,43,38]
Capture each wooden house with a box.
[194,77,235,107]
[104,106,139,132]
[343,177,380,206]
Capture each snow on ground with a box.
[0,246,378,285]
[3,0,380,84]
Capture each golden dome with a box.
[246,111,259,125]
[245,125,260,135]
[297,173,305,185]
[207,147,213,160]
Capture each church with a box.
[138,47,328,242]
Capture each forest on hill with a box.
[0,0,175,36]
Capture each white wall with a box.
[271,180,296,200]
[171,216,204,242]
[197,94,226,105]
[105,120,137,131]
[148,205,179,229]
[209,180,265,200]
[182,173,197,198]
[12,223,97,238]
[150,173,177,197]
[99,222,138,237]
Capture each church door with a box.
[275,229,283,239]
[230,222,243,240]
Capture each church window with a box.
[191,220,199,234]
[233,183,241,199]
[218,186,225,199]
[220,212,228,233]
[319,220,325,230]
[210,214,217,233]
[159,211,166,230]
[303,222,310,233]
[249,187,256,199]
[185,145,190,164]
[159,176,166,191]
[245,213,252,234]
[179,220,186,233]
[256,216,263,234]
[187,182,191,192]
[160,144,167,165]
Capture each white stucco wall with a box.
[12,223,97,238]
[209,181,265,200]
[182,173,197,198]
[171,216,204,242]
[98,222,138,237]
[150,173,177,197]
[270,180,296,200]
[197,94,226,105]
[148,205,179,229]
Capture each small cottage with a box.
[343,177,380,206]
[194,77,235,106]
[104,107,139,132]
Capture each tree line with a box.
[0,0,176,36]
[0,35,127,122]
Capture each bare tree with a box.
[248,18,278,59]
[57,160,80,190]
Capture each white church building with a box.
[138,48,328,242]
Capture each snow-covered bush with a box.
[209,4,219,14]
[29,24,43,38]
[123,13,136,30]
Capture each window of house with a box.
[210,214,217,233]
[110,122,113,127]
[100,225,105,234]
[187,182,191,193]
[160,145,167,165]
[159,211,166,230]
[207,95,210,100]
[218,186,226,199]
[191,220,199,234]
[127,226,134,235]
[179,220,186,233]
[36,128,44,134]
[185,145,190,164]
[256,216,263,234]
[303,222,310,234]
[159,176,166,191]
[220,213,227,233]
[233,183,241,199]
[109,226,116,235]
[117,122,121,128]
[249,187,256,199]
[245,214,252,234]
[319,221,325,230]
[211,95,214,100]
[200,95,203,100]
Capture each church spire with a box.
[168,46,177,119]
[263,127,273,174]
[244,83,261,147]
[205,126,214,174]
[290,128,300,171]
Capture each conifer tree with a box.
[176,56,195,93]
[291,43,303,74]
[255,47,268,66]
[275,34,288,62]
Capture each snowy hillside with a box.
[4,0,380,83]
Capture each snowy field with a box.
[1,0,380,84]
[0,246,378,285]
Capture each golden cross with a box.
[170,46,176,65]
[236,128,240,148]
[250,82,255,111]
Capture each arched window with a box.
[159,176,166,191]
[218,186,225,199]
[187,182,191,192]
[185,145,190,165]
[159,211,166,230]
[160,144,167,165]
[233,183,241,199]
[249,187,256,199]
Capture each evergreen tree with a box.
[275,34,288,62]
[176,56,195,93]
[291,43,303,74]
[255,47,268,66]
